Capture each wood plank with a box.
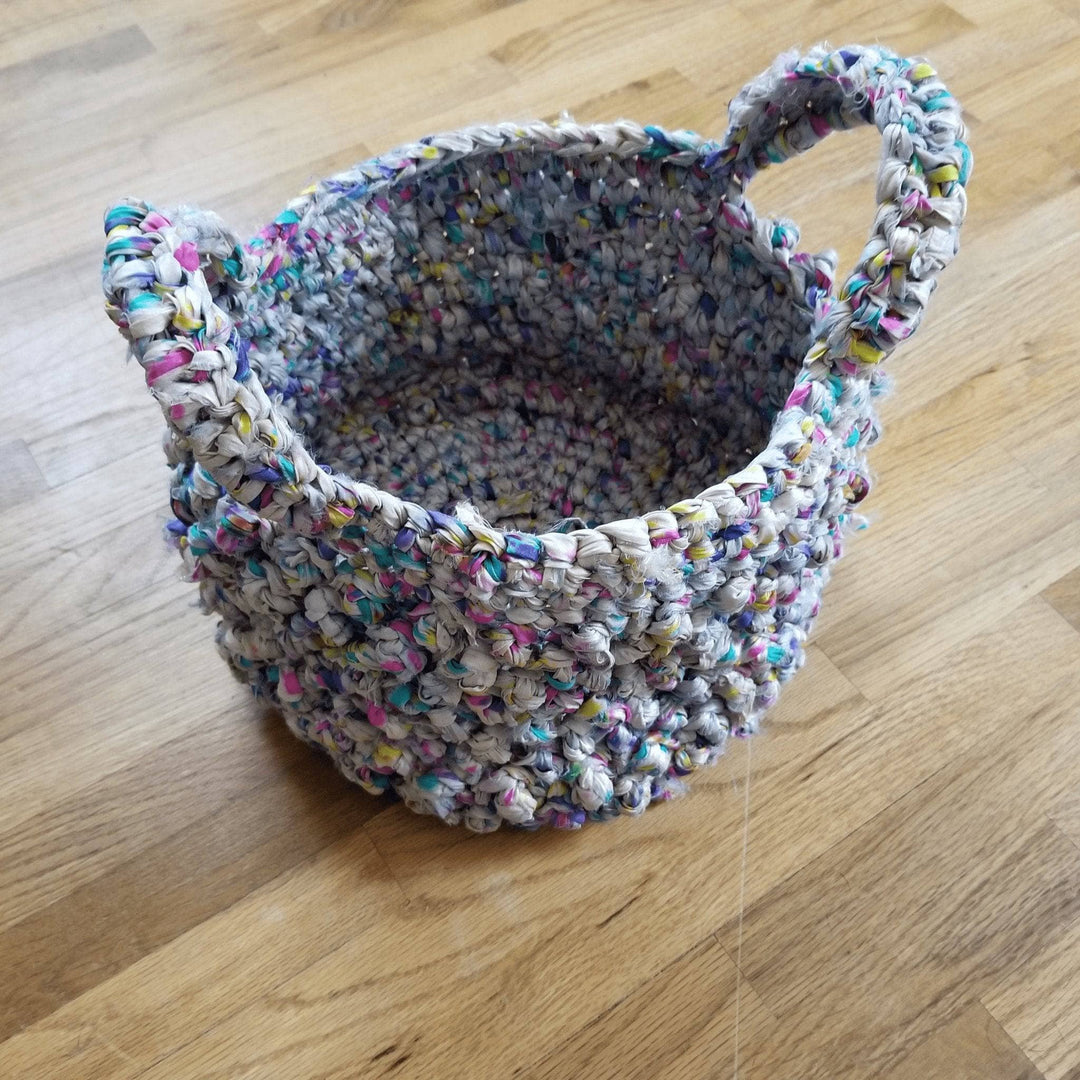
[526,937,775,1080]
[547,66,719,135]
[0,828,400,1080]
[0,440,46,508]
[0,3,130,68]
[0,582,235,821]
[0,731,381,1039]
[881,1001,1044,1080]
[0,501,182,665]
[0,24,154,94]
[1043,565,1080,635]
[0,691,361,935]
[983,913,1080,1080]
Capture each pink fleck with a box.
[879,316,911,338]
[786,382,812,409]
[145,348,189,386]
[509,624,538,645]
[143,211,171,231]
[174,241,200,271]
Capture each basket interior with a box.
[242,141,820,532]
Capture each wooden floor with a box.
[3,1,1080,1077]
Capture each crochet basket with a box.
[103,44,969,831]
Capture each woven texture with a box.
[103,44,969,830]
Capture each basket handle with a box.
[717,44,971,377]
[103,201,346,530]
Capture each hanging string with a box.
[732,733,753,1080]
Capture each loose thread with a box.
[732,735,753,1080]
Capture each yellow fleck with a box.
[851,339,886,364]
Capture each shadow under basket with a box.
[102,43,970,831]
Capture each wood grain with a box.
[2,1,1079,1078]
[982,914,1080,1080]
[880,1002,1043,1080]
[525,936,776,1080]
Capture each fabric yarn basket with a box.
[103,44,970,831]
